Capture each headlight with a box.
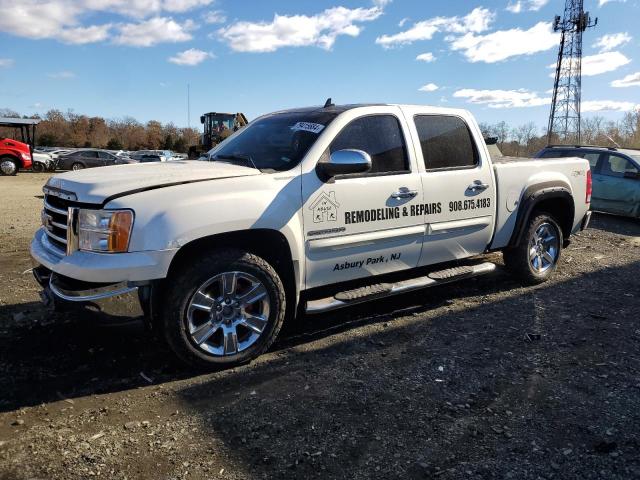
[21,152,31,161]
[78,209,134,253]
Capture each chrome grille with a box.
[42,194,70,254]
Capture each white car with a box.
[30,103,591,368]
[32,151,54,172]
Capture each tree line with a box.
[2,107,639,156]
[479,108,640,157]
[0,108,200,153]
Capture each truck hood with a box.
[45,160,261,204]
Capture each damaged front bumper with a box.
[33,265,149,320]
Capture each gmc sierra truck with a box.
[31,103,592,368]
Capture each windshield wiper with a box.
[212,153,258,170]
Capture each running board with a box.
[305,262,496,314]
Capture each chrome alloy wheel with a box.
[186,271,270,356]
[0,159,17,175]
[528,223,559,273]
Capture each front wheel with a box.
[0,157,18,176]
[503,213,563,285]
[162,249,286,368]
[32,162,45,172]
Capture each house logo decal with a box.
[309,191,339,223]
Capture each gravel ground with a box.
[1,172,639,480]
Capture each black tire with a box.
[162,249,286,369]
[503,213,563,285]
[71,162,85,171]
[0,157,19,176]
[32,162,44,172]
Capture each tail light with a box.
[586,169,592,204]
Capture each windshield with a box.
[209,111,337,171]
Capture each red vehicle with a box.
[0,117,39,176]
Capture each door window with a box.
[330,115,409,175]
[600,154,638,178]
[414,115,479,170]
[83,151,99,158]
[98,151,115,160]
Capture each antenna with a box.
[547,0,597,144]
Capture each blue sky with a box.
[1,0,638,131]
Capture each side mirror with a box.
[317,149,372,180]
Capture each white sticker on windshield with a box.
[290,122,325,134]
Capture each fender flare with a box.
[509,182,574,247]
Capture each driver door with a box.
[301,109,425,289]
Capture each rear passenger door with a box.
[405,111,496,267]
[81,150,100,168]
[592,153,640,216]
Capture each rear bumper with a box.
[580,210,592,231]
[33,265,147,319]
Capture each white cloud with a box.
[114,17,195,47]
[47,71,76,79]
[398,17,409,27]
[168,48,213,65]
[419,83,439,92]
[592,32,631,52]
[0,58,13,68]
[0,0,210,44]
[453,88,550,108]
[582,100,638,112]
[611,71,640,88]
[450,21,558,63]
[416,52,435,62]
[218,5,384,52]
[550,51,630,77]
[598,0,627,6]
[203,9,226,24]
[375,7,494,48]
[506,0,548,13]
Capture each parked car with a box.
[57,149,134,170]
[535,145,640,218]
[31,103,591,369]
[32,151,55,172]
[135,150,173,162]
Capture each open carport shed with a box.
[0,117,40,152]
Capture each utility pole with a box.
[187,83,191,130]
[546,0,597,145]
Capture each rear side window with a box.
[98,151,114,159]
[414,115,478,170]
[330,115,409,174]
[539,149,570,158]
[600,154,639,177]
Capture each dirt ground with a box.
[1,172,639,480]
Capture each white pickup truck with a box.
[31,103,592,368]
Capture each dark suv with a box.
[57,149,134,170]
[535,145,640,218]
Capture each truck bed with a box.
[490,157,590,250]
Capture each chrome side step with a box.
[305,262,496,314]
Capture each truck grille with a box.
[42,194,70,254]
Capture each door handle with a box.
[467,181,490,192]
[391,187,418,199]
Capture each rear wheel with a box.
[71,162,84,171]
[0,157,18,176]
[162,249,286,368]
[503,213,563,285]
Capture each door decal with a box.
[309,191,339,223]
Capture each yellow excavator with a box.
[188,112,248,159]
